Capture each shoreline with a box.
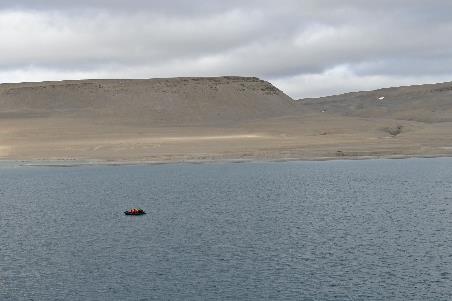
[2,153,452,167]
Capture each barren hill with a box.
[299,81,452,123]
[1,77,452,163]
[0,76,294,126]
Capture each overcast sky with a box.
[1,0,452,98]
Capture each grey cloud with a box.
[0,0,270,14]
[1,1,452,98]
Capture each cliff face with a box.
[0,76,294,126]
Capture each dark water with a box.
[1,159,452,300]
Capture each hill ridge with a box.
[0,76,294,126]
[298,80,452,123]
[300,80,452,101]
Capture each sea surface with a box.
[1,158,452,300]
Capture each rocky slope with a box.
[299,81,452,123]
[0,76,294,126]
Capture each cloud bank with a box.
[1,0,452,98]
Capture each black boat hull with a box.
[124,211,146,215]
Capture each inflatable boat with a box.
[124,209,146,215]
